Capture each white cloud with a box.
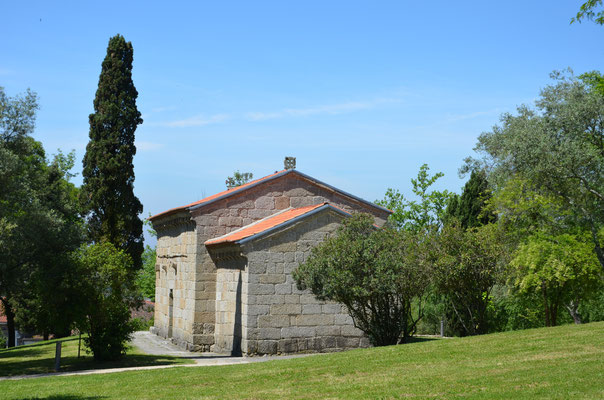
[162,113,230,128]
[136,141,165,151]
[246,98,398,121]
[445,108,503,122]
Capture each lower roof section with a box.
[205,202,350,246]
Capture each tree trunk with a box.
[1,299,16,347]
[565,301,582,324]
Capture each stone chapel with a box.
[149,159,391,355]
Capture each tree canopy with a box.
[81,34,144,272]
[294,214,430,345]
[465,71,604,270]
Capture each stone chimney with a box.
[284,156,296,170]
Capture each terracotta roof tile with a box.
[205,203,347,245]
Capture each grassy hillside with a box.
[0,335,190,377]
[1,322,603,399]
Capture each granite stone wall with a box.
[150,212,198,349]
[238,209,368,355]
[153,172,387,352]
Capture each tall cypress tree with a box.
[81,34,144,271]
[445,169,495,229]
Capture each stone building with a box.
[149,162,391,355]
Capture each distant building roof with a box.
[205,202,350,246]
[0,302,6,324]
[149,169,391,221]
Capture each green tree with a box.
[293,214,430,346]
[465,71,604,270]
[572,1,604,24]
[377,164,452,232]
[81,34,144,272]
[0,87,45,347]
[136,218,156,301]
[444,169,495,229]
[509,232,601,326]
[431,223,507,336]
[78,243,138,361]
[225,170,253,189]
[13,151,85,338]
[1,88,85,346]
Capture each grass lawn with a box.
[0,335,191,377]
[1,322,603,399]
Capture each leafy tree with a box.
[81,34,144,272]
[572,1,604,24]
[293,214,430,346]
[465,71,604,270]
[78,243,138,361]
[444,169,495,229]
[377,164,452,232]
[431,223,507,336]
[13,151,84,338]
[0,87,44,347]
[136,218,157,301]
[225,170,253,188]
[1,87,85,346]
[509,232,601,326]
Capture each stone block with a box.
[320,336,337,349]
[244,328,277,341]
[270,303,301,315]
[340,325,362,337]
[290,314,334,326]
[335,313,354,325]
[278,339,298,354]
[259,274,286,284]
[290,197,314,208]
[274,196,290,210]
[302,304,322,314]
[281,326,315,338]
[248,283,275,295]
[284,294,300,304]
[254,294,285,304]
[193,334,215,346]
[322,304,342,314]
[275,283,292,295]
[255,197,275,210]
[257,340,278,355]
[258,315,290,328]
[246,304,270,316]
[336,337,360,349]
[315,325,341,336]
[299,294,322,304]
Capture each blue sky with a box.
[2,1,602,245]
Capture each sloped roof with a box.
[205,202,350,246]
[149,169,391,221]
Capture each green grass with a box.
[0,335,191,377]
[1,322,603,399]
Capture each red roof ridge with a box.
[205,202,335,246]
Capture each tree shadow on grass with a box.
[0,353,187,377]
[0,347,47,360]
[405,336,441,344]
[20,396,106,400]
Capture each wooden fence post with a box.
[54,341,62,372]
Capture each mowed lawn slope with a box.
[0,336,190,377]
[2,322,603,399]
